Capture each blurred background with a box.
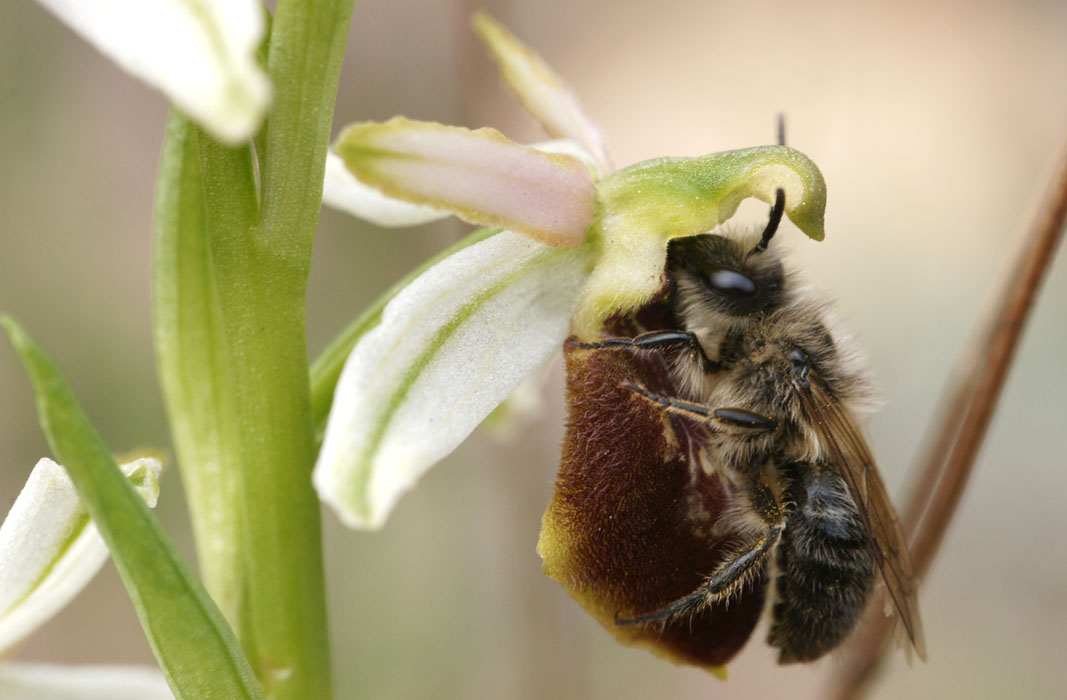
[2,0,1066,698]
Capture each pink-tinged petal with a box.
[322,152,450,227]
[333,118,597,248]
[473,13,613,175]
[530,139,603,177]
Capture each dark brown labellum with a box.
[537,298,765,673]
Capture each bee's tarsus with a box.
[712,408,778,431]
[625,384,780,432]
[617,505,786,629]
[623,382,713,421]
[568,330,711,363]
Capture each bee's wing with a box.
[795,375,928,661]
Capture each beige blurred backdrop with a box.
[2,0,1066,698]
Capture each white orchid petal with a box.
[473,13,613,174]
[314,231,593,529]
[479,355,555,441]
[36,0,270,144]
[0,664,172,699]
[333,118,597,248]
[0,458,161,655]
[322,152,450,227]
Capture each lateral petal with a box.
[333,118,597,248]
[322,151,450,227]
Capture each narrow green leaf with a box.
[153,111,245,628]
[310,226,500,441]
[1,317,264,700]
[157,107,334,698]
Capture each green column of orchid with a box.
[154,2,354,699]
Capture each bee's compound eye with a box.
[708,269,757,297]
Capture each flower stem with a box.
[155,2,354,698]
[220,2,354,698]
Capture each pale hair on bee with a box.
[667,223,881,469]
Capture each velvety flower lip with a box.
[0,457,161,655]
[35,0,270,143]
[314,14,827,530]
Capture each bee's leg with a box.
[568,331,720,371]
[622,381,778,432]
[616,482,786,625]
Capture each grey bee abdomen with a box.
[769,464,875,663]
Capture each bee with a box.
[543,190,926,667]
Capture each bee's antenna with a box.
[776,113,787,146]
[752,188,786,254]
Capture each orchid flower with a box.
[314,12,828,530]
[0,457,170,698]
[12,0,831,690]
[34,0,270,144]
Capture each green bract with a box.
[2,317,264,700]
[13,0,355,697]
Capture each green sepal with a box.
[571,146,827,337]
[153,111,246,628]
[597,146,826,241]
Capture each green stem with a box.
[218,2,353,698]
[213,2,353,698]
[155,1,354,698]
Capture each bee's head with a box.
[667,189,789,322]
